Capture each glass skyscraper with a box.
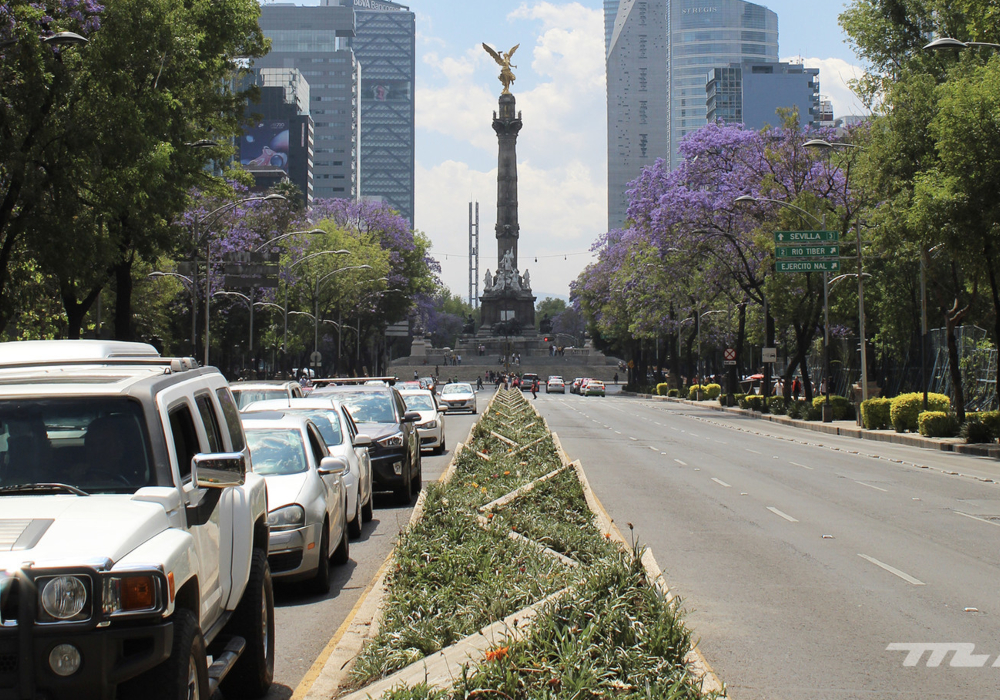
[606,0,780,230]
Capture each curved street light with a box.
[923,37,1000,51]
[310,264,372,370]
[253,228,326,253]
[148,272,196,355]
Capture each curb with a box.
[296,391,502,700]
[619,392,1000,459]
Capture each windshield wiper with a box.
[0,483,89,497]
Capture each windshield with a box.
[403,395,435,411]
[0,398,153,493]
[282,410,343,446]
[233,388,286,409]
[323,391,396,424]
[246,429,309,475]
[441,384,472,395]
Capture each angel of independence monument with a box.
[477,43,536,339]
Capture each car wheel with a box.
[117,609,208,700]
[394,461,414,505]
[308,521,331,595]
[361,489,374,522]
[220,548,274,698]
[348,492,362,538]
[433,434,446,455]
[411,452,422,493]
[332,509,350,565]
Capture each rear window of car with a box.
[282,409,343,446]
[245,429,309,475]
[232,388,286,409]
[441,384,472,395]
[322,391,396,424]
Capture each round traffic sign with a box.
[310,351,322,364]
[724,348,736,362]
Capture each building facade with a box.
[606,0,670,231]
[604,0,620,57]
[668,0,778,167]
[241,68,315,204]
[257,4,360,201]
[329,0,415,224]
[706,61,819,130]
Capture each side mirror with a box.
[318,456,348,476]
[192,453,246,489]
[353,434,372,448]
[403,411,421,423]
[438,404,448,412]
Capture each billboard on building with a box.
[241,121,290,173]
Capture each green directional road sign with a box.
[773,230,838,244]
[775,244,840,259]
[777,259,841,273]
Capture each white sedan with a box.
[242,412,350,594]
[546,376,565,393]
[399,389,446,454]
[242,397,374,538]
[438,382,477,414]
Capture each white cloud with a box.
[783,55,871,119]
[416,2,607,298]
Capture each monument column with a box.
[494,94,522,265]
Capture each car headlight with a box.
[39,576,89,621]
[268,504,305,530]
[416,420,437,429]
[378,432,404,448]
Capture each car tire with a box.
[361,490,374,522]
[394,462,414,505]
[348,493,362,538]
[411,453,422,494]
[332,510,350,565]
[220,548,274,698]
[433,435,446,455]
[308,521,331,595]
[117,609,208,700]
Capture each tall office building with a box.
[606,0,780,230]
[604,0,620,56]
[257,4,360,201]
[241,68,315,204]
[706,61,819,129]
[324,0,415,224]
[668,0,778,167]
[606,0,669,231]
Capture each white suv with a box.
[0,341,273,700]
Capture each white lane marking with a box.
[689,432,700,437]
[745,448,761,455]
[715,440,728,445]
[674,459,687,466]
[790,461,813,470]
[615,431,622,435]
[670,427,679,431]
[655,422,663,426]
[766,507,798,522]
[955,511,1000,528]
[629,436,637,441]
[858,554,925,586]
[711,478,732,488]
[649,446,659,451]
[855,481,888,492]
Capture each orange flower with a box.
[503,470,511,476]
[484,646,509,662]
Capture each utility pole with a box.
[469,201,480,308]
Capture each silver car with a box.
[399,389,447,454]
[242,412,350,594]
[438,382,477,414]
[242,398,374,538]
[231,380,304,409]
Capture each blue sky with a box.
[290,1,867,301]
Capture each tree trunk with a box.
[944,298,968,423]
[983,242,1000,362]
[113,257,134,341]
[61,282,103,340]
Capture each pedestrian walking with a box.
[613,372,618,385]
[531,378,539,399]
[477,375,484,390]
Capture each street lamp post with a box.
[697,309,726,401]
[213,291,254,373]
[148,272,196,356]
[281,249,350,374]
[313,264,372,373]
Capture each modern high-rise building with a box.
[606,0,780,230]
[325,0,415,224]
[257,4,360,201]
[668,0,778,167]
[241,68,315,204]
[604,0,620,56]
[606,0,669,231]
[706,61,819,130]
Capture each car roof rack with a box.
[311,376,398,388]
[0,341,200,374]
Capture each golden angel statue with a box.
[482,43,519,94]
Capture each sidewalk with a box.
[621,392,1000,460]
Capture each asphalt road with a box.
[257,395,484,700]
[534,390,1000,699]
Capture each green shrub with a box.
[918,411,959,438]
[890,392,950,432]
[687,384,699,400]
[768,396,787,415]
[744,395,768,413]
[656,383,670,396]
[960,414,994,443]
[804,402,823,420]
[786,400,801,419]
[667,388,679,397]
[812,394,853,421]
[860,397,892,430]
[980,410,1000,439]
[703,383,722,399]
